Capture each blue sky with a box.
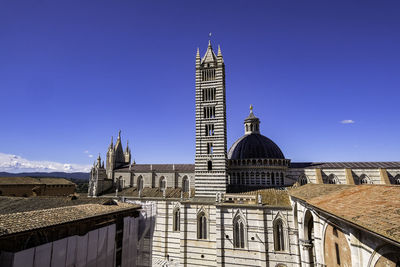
[0,0,399,172]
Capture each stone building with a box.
[0,177,76,197]
[0,196,152,267]
[88,40,400,266]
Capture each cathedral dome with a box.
[228,106,285,160]
[228,133,285,160]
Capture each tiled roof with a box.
[0,177,75,185]
[0,196,112,215]
[104,187,195,198]
[116,164,195,172]
[0,203,140,237]
[290,162,400,169]
[230,188,291,207]
[290,184,400,243]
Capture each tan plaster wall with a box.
[324,224,352,267]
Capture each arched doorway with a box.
[304,210,315,266]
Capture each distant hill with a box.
[0,172,90,180]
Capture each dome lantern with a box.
[244,104,260,134]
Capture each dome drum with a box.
[228,158,291,168]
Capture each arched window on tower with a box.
[159,176,166,190]
[271,172,275,185]
[197,212,207,239]
[182,176,189,192]
[233,216,246,248]
[173,207,180,231]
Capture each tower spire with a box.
[195,39,227,197]
[109,136,113,149]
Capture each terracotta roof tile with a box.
[0,203,139,237]
[290,184,400,243]
[0,196,112,215]
[0,177,74,185]
[105,187,195,198]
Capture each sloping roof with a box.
[0,177,41,185]
[231,188,291,207]
[0,203,140,237]
[117,164,195,172]
[290,184,400,243]
[201,41,217,63]
[0,196,112,215]
[290,162,400,169]
[0,177,75,185]
[104,187,195,199]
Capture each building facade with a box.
[88,41,400,266]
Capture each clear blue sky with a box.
[0,0,399,171]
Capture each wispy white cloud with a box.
[84,150,94,158]
[340,119,355,124]
[0,152,91,173]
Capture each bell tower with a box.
[195,40,227,197]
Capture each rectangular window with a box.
[205,124,214,136]
[203,106,216,119]
[335,243,341,265]
[201,69,216,81]
[202,88,216,101]
[207,160,212,171]
[207,143,213,154]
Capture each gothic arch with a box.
[273,212,288,251]
[359,174,372,184]
[321,220,352,267]
[303,210,316,265]
[233,209,247,248]
[173,204,181,232]
[137,175,143,191]
[367,243,400,267]
[182,176,190,192]
[326,174,339,184]
[159,176,166,190]
[197,207,208,239]
[298,174,309,186]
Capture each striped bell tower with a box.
[195,40,227,197]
